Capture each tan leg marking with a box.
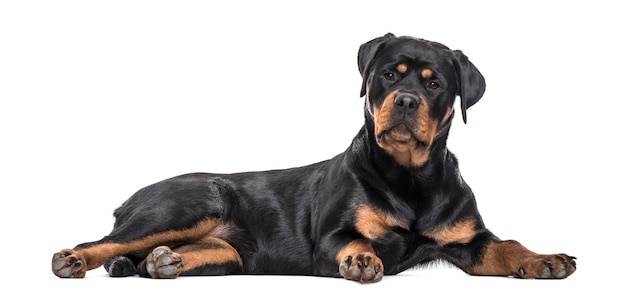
[471,240,577,279]
[176,237,243,273]
[422,218,476,245]
[354,204,408,240]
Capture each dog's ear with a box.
[452,50,486,124]
[358,33,396,97]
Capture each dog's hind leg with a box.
[51,217,225,278]
[135,237,243,278]
[52,175,238,278]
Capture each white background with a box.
[1,0,623,295]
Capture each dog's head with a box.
[358,33,486,167]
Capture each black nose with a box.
[394,95,419,112]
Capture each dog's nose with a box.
[394,95,419,112]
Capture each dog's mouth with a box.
[376,122,429,149]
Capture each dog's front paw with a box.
[339,252,384,283]
[52,249,86,278]
[516,253,577,279]
[146,246,183,279]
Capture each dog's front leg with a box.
[468,239,577,279]
[314,236,384,283]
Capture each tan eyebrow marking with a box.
[421,68,433,79]
[396,63,408,74]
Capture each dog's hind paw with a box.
[146,246,183,279]
[52,249,86,278]
[105,255,137,277]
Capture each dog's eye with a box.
[384,73,395,81]
[427,81,440,90]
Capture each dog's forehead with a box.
[379,37,453,66]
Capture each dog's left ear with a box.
[452,50,486,124]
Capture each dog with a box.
[52,33,576,282]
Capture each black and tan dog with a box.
[52,33,576,282]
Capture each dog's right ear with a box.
[358,33,396,97]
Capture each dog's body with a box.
[52,34,576,282]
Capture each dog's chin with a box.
[376,124,429,150]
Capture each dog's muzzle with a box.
[375,92,426,146]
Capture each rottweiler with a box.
[52,33,576,283]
